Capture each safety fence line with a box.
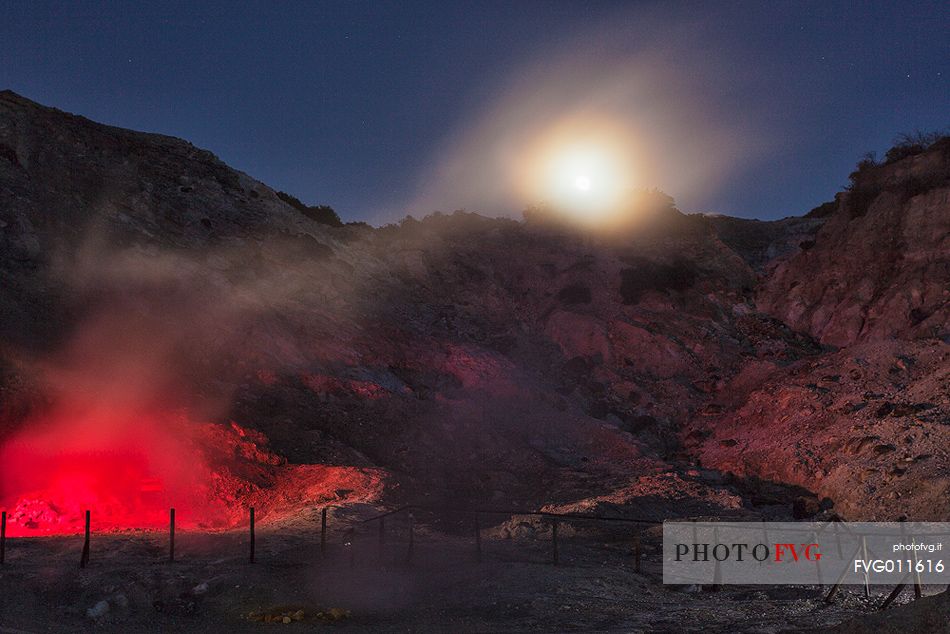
[0,506,943,611]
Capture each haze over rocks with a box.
[0,90,947,525]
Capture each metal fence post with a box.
[634,536,641,573]
[1,510,6,565]
[80,510,90,568]
[378,517,386,565]
[169,508,175,563]
[709,526,721,591]
[406,512,414,564]
[879,573,912,610]
[897,520,922,600]
[810,530,823,588]
[825,543,862,603]
[861,535,870,597]
[249,507,256,564]
[474,513,482,563]
[912,540,923,599]
[321,507,328,556]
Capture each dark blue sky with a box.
[1,1,947,222]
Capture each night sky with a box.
[1,1,947,223]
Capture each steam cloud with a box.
[0,227,355,534]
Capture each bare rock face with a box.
[757,142,950,346]
[0,91,324,247]
[0,89,338,351]
[686,339,950,520]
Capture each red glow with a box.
[0,406,231,537]
[0,404,386,537]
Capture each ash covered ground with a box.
[1,505,948,632]
[0,91,948,631]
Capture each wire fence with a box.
[0,503,656,569]
[0,505,943,612]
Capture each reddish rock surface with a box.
[686,340,950,520]
[758,141,950,346]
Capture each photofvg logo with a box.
[663,522,950,585]
[674,541,822,564]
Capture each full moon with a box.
[517,115,641,229]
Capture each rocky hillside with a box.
[686,339,950,520]
[691,138,950,520]
[0,90,340,349]
[758,140,950,346]
[0,90,946,525]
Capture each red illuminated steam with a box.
[0,405,231,536]
[0,242,386,536]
